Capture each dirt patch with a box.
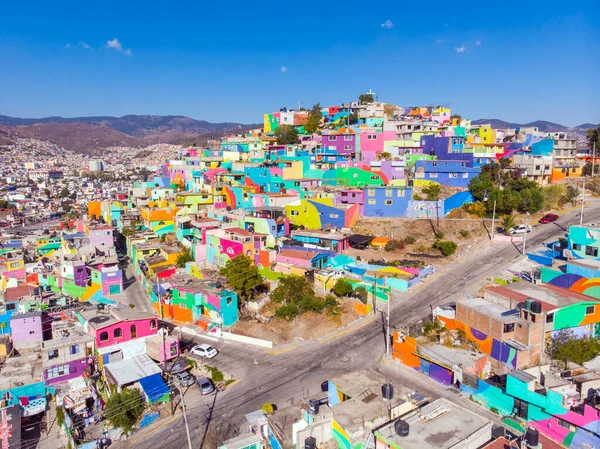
[232,299,362,346]
[350,218,490,268]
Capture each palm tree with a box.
[502,215,516,235]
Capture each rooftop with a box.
[457,297,524,323]
[485,283,595,312]
[375,398,492,449]
[416,343,486,371]
[78,307,156,330]
[278,249,324,261]
[291,230,350,240]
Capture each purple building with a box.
[369,161,406,184]
[10,311,52,350]
[41,322,95,385]
[87,224,115,254]
[321,131,357,156]
[420,135,472,166]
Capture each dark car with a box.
[174,371,195,388]
[196,377,215,395]
[539,213,559,224]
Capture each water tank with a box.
[524,427,539,448]
[381,383,394,400]
[305,437,316,449]
[394,420,409,437]
[308,399,320,415]
[321,381,329,392]
[531,301,542,314]
[525,298,535,311]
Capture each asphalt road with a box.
[117,203,600,449]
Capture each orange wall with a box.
[392,332,421,368]
[88,202,101,221]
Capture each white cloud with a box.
[475,40,482,46]
[79,41,90,49]
[455,44,467,53]
[64,43,71,49]
[106,38,132,55]
[281,66,287,73]
[380,20,393,29]
[435,39,443,44]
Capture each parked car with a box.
[539,214,559,224]
[190,343,218,359]
[174,371,195,388]
[509,224,532,235]
[197,377,215,395]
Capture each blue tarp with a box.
[138,374,170,403]
[152,284,169,295]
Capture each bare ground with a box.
[232,299,362,346]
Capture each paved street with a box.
[117,203,600,449]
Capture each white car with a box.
[190,343,218,359]
[509,224,532,235]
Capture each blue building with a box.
[363,186,411,217]
[415,160,481,187]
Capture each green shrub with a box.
[435,231,445,239]
[297,295,325,313]
[403,236,416,245]
[385,239,404,252]
[354,286,368,304]
[332,279,353,297]
[206,366,224,382]
[464,202,487,217]
[459,230,470,238]
[324,295,338,308]
[413,193,423,201]
[275,303,300,320]
[433,240,458,256]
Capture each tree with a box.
[332,280,353,297]
[587,124,600,150]
[582,162,600,177]
[547,329,600,367]
[348,113,359,125]
[271,275,315,304]
[566,185,579,206]
[304,103,322,134]
[59,187,70,198]
[518,188,543,214]
[354,286,368,304]
[220,255,263,306]
[383,104,396,118]
[422,184,442,201]
[105,388,145,433]
[501,215,516,234]
[274,125,299,145]
[175,247,194,268]
[379,152,392,160]
[468,172,494,202]
[358,93,374,104]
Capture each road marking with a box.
[318,316,375,344]
[264,345,298,355]
[130,413,179,443]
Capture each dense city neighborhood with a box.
[1,97,600,449]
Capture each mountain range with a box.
[0,114,260,152]
[0,114,594,153]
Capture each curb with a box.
[318,314,376,344]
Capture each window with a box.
[353,173,359,178]
[150,320,157,330]
[367,134,377,140]
[367,189,375,197]
[368,199,376,205]
[291,210,299,216]
[535,165,541,171]
[503,323,515,333]
[100,331,109,342]
[114,328,122,338]
[179,303,187,309]
[385,200,393,206]
[69,344,80,355]
[585,246,599,257]
[371,175,379,180]
[385,189,393,197]
[344,145,352,150]
[329,136,337,141]
[344,135,353,141]
[586,306,595,315]
[432,162,437,167]
[48,349,59,360]
[6,303,16,311]
[170,345,178,356]
[130,325,137,338]
[462,173,469,178]
[329,213,339,219]
[573,243,582,251]
[450,173,458,178]
[397,190,405,198]
[294,181,300,187]
[430,173,438,178]
[226,297,232,305]
[546,314,554,323]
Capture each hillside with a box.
[0,114,259,138]
[472,119,569,132]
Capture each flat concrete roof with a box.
[486,283,594,312]
[416,344,486,371]
[457,297,523,324]
[375,398,492,449]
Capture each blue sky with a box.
[0,0,598,127]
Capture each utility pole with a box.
[386,288,391,358]
[491,199,497,240]
[580,178,586,226]
[372,273,377,315]
[593,142,596,178]
[179,390,194,449]
[522,213,530,255]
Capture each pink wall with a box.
[220,239,243,258]
[276,255,312,268]
[92,318,158,348]
[359,132,384,153]
[89,228,114,250]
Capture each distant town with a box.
[1,95,600,449]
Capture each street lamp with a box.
[483,192,497,240]
[522,212,530,255]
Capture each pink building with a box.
[10,311,52,350]
[87,224,115,254]
[76,308,158,349]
